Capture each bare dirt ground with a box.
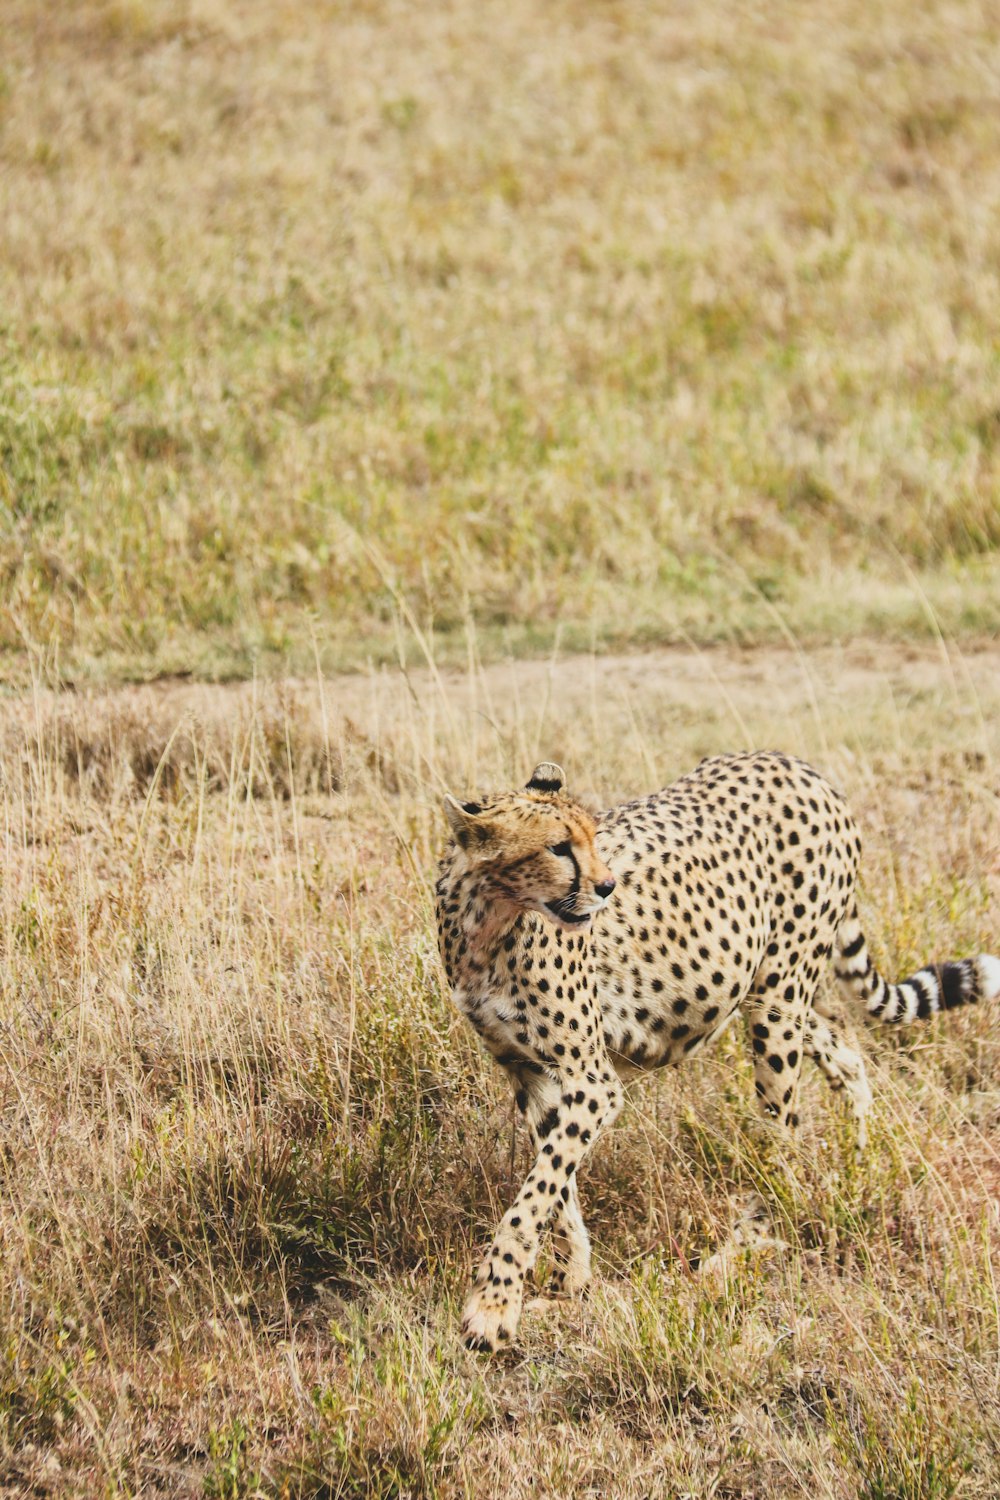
[10,635,1000,783]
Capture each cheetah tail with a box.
[834,908,1000,1024]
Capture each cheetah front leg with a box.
[518,1079,592,1296]
[462,1072,622,1351]
[546,1176,591,1295]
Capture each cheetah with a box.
[435,753,1000,1352]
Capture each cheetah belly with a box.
[595,949,746,1070]
[592,890,758,1070]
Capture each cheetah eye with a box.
[548,841,573,858]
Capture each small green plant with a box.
[204,1418,261,1500]
[829,1380,975,1500]
[304,1316,488,1500]
[0,1336,77,1448]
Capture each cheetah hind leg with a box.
[803,1010,872,1150]
[698,978,807,1280]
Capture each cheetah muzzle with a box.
[435,753,1000,1352]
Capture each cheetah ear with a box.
[443,794,496,851]
[525,762,566,794]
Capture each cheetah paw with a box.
[460,1289,520,1352]
[546,1262,591,1297]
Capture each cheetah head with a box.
[443,762,617,931]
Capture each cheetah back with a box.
[593,752,862,1071]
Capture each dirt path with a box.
[4,639,998,810]
[8,636,999,719]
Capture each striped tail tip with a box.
[835,909,1000,1024]
[871,953,1000,1024]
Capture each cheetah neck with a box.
[438,864,525,980]
[436,859,596,1009]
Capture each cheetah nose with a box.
[595,878,616,900]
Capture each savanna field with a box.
[2,1,1000,1495]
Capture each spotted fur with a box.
[436,753,1000,1351]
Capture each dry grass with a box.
[3,0,1000,1490]
[2,0,1000,681]
[0,637,999,1495]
